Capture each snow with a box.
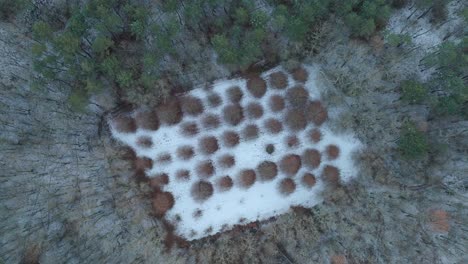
[110,65,361,240]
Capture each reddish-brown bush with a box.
[156,153,172,164]
[222,130,240,147]
[246,103,264,119]
[207,93,222,107]
[176,170,190,181]
[196,160,215,178]
[269,71,288,89]
[227,86,243,102]
[180,96,204,116]
[136,136,153,148]
[291,66,308,82]
[322,165,341,186]
[180,122,199,136]
[309,128,322,143]
[269,95,285,112]
[305,101,328,126]
[242,124,259,140]
[113,115,137,133]
[247,76,267,98]
[286,85,309,107]
[284,109,307,131]
[280,154,302,176]
[135,110,160,131]
[286,135,300,148]
[264,118,283,134]
[156,98,183,125]
[223,104,244,126]
[149,173,169,188]
[152,191,175,217]
[191,181,214,202]
[279,178,296,195]
[176,146,194,160]
[302,149,321,169]
[302,173,316,188]
[134,157,153,170]
[257,161,278,181]
[133,169,148,183]
[239,169,256,188]
[218,154,235,168]
[326,145,340,160]
[199,136,219,155]
[218,176,233,191]
[201,114,221,130]
[265,144,275,154]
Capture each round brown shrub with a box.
[218,154,235,168]
[156,98,182,125]
[291,66,308,82]
[180,96,204,116]
[156,153,172,164]
[149,173,169,188]
[322,165,341,186]
[133,169,148,183]
[135,111,159,131]
[207,93,222,107]
[286,135,300,148]
[257,161,278,181]
[279,178,296,195]
[246,76,267,98]
[326,144,340,160]
[280,154,302,176]
[242,124,259,140]
[264,118,283,134]
[309,128,322,143]
[223,104,244,126]
[176,170,190,181]
[177,146,194,160]
[302,173,316,188]
[265,144,275,154]
[201,114,221,130]
[134,157,153,170]
[269,95,285,112]
[180,122,199,136]
[302,149,321,169]
[136,136,153,148]
[284,109,307,131]
[239,169,256,188]
[286,85,309,107]
[217,176,233,191]
[152,191,174,217]
[305,101,328,126]
[113,115,137,133]
[199,136,219,155]
[246,103,264,119]
[222,130,240,147]
[196,160,215,178]
[269,71,288,89]
[191,181,214,202]
[227,86,243,103]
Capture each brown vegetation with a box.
[191,181,214,202]
[135,110,159,131]
[207,93,222,107]
[222,130,240,147]
[136,136,153,148]
[286,85,309,107]
[180,121,199,136]
[284,109,307,131]
[302,149,321,169]
[176,146,195,160]
[227,86,243,103]
[156,98,183,125]
[152,191,175,217]
[305,101,328,126]
[199,136,219,155]
[239,169,256,188]
[291,66,308,82]
[134,157,153,170]
[302,173,316,188]
[223,104,244,126]
[264,118,283,134]
[246,76,267,98]
[176,170,190,181]
[242,124,259,140]
[149,173,169,188]
[322,165,341,186]
[246,102,264,119]
[269,95,285,112]
[326,144,340,160]
[286,135,300,148]
[196,160,215,178]
[180,96,204,116]
[217,176,233,191]
[279,178,296,195]
[269,71,288,89]
[429,209,450,232]
[257,161,278,181]
[156,153,172,164]
[309,128,322,143]
[279,154,302,176]
[201,114,221,130]
[218,154,236,168]
[113,115,137,133]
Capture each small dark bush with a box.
[257,161,278,181]
[217,176,233,191]
[239,169,256,188]
[180,122,199,136]
[222,130,240,147]
[207,93,222,107]
[286,85,309,107]
[201,114,221,130]
[265,144,275,154]
[152,191,175,217]
[218,154,236,168]
[135,110,159,131]
[302,149,321,169]
[227,86,243,103]
[198,136,219,155]
[286,135,300,148]
[246,103,264,119]
[279,178,296,195]
[309,128,322,143]
[322,165,341,186]
[191,181,214,202]
[113,115,137,133]
[223,104,244,126]
[291,66,308,82]
[180,96,204,116]
[302,173,316,188]
[279,154,302,176]
[247,76,267,98]
[269,71,288,89]
[326,145,340,160]
[305,101,328,126]
[196,160,215,178]
[156,98,183,125]
[242,124,259,140]
[284,109,307,131]
[269,95,285,112]
[264,118,283,134]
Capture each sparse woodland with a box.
[0,0,467,263]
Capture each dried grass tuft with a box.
[286,135,300,148]
[201,114,221,130]
[152,191,175,217]
[177,146,194,160]
[286,85,309,107]
[257,161,278,181]
[246,102,264,119]
[223,104,244,126]
[302,149,321,169]
[191,181,214,202]
[302,173,316,188]
[242,124,259,140]
[239,169,256,188]
[180,122,199,136]
[207,93,222,107]
[291,66,308,82]
[284,109,307,131]
[309,128,322,143]
[264,118,283,134]
[218,154,235,168]
[180,96,204,116]
[113,115,137,133]
[156,98,183,125]
[176,170,190,181]
[135,110,159,130]
[247,76,267,98]
[227,86,243,103]
[196,160,215,178]
[326,144,340,160]
[279,154,302,176]
[269,95,285,112]
[217,176,233,191]
[279,178,296,195]
[305,101,328,126]
[198,136,219,155]
[222,130,240,147]
[136,136,153,148]
[322,165,341,186]
[269,71,288,89]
